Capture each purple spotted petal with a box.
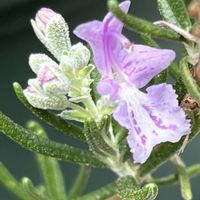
[120,45,176,88]
[114,83,190,164]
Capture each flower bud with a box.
[24,77,69,110]
[29,53,69,93]
[69,43,91,69]
[31,8,71,61]
[37,65,67,95]
[60,43,91,76]
[35,8,56,33]
[24,56,69,110]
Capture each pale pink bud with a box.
[31,8,71,60]
[35,8,57,34]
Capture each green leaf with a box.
[117,176,138,199]
[139,115,200,177]
[84,117,115,156]
[90,67,101,102]
[154,164,200,185]
[157,0,192,30]
[0,162,32,200]
[13,82,85,142]
[180,56,200,104]
[76,181,116,200]
[0,112,105,167]
[184,0,192,6]
[140,34,160,48]
[107,0,180,40]
[22,177,47,200]
[27,121,68,200]
[69,166,91,199]
[171,156,192,200]
[117,176,158,200]
[173,77,187,103]
[133,184,158,200]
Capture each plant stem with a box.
[22,177,47,200]
[107,0,180,40]
[171,155,193,200]
[69,166,91,199]
[27,121,68,200]
[153,164,200,185]
[0,162,32,200]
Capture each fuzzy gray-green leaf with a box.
[0,112,105,167]
[157,0,192,30]
[13,82,85,142]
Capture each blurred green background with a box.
[0,0,200,199]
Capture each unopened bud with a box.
[31,8,71,60]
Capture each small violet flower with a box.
[31,8,71,60]
[74,0,191,163]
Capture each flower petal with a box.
[74,21,109,74]
[114,83,190,163]
[73,1,130,76]
[121,45,176,88]
[103,0,131,33]
[97,77,120,101]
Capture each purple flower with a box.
[74,0,191,163]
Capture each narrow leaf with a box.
[133,183,158,200]
[154,164,200,185]
[84,118,115,156]
[69,166,91,199]
[27,121,68,200]
[0,162,32,200]
[13,82,85,142]
[117,176,138,199]
[180,56,200,104]
[91,68,101,102]
[76,182,116,200]
[157,0,192,30]
[140,34,160,48]
[171,156,193,200]
[107,0,180,40]
[0,112,105,167]
[22,177,47,200]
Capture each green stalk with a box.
[171,155,192,200]
[0,112,106,167]
[75,181,117,200]
[22,177,47,200]
[27,121,68,200]
[69,166,91,199]
[0,162,32,200]
[108,0,180,40]
[154,164,200,185]
[180,56,200,104]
